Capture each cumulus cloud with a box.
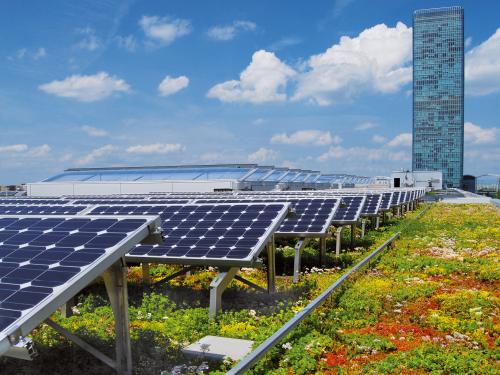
[387,132,412,147]
[76,145,115,165]
[464,122,498,144]
[465,28,500,96]
[28,144,51,157]
[271,130,339,146]
[0,144,29,153]
[248,147,277,163]
[75,27,101,51]
[355,122,377,131]
[81,125,108,137]
[0,144,51,159]
[318,145,410,162]
[116,35,138,52]
[139,15,192,46]
[207,50,296,103]
[293,22,412,105]
[39,72,130,102]
[126,143,185,154]
[207,20,256,41]
[158,75,189,96]
[372,134,388,143]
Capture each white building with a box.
[391,170,442,190]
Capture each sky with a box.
[0,0,499,184]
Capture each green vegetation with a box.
[1,203,499,374]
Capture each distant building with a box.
[412,6,464,188]
[391,170,443,190]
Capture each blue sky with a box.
[0,0,499,184]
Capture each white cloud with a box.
[207,20,256,41]
[39,72,130,102]
[271,130,339,146]
[387,132,412,147]
[465,36,473,49]
[33,47,47,60]
[293,22,412,105]
[207,50,296,103]
[372,134,387,143]
[318,145,410,162]
[0,144,28,153]
[139,15,191,46]
[28,144,51,157]
[10,47,47,61]
[76,145,115,165]
[158,75,189,96]
[199,151,227,162]
[269,37,302,51]
[355,122,377,131]
[253,118,267,125]
[464,122,498,144]
[116,35,137,52]
[75,27,101,51]
[126,143,185,154]
[81,125,108,137]
[248,147,277,163]
[465,28,500,96]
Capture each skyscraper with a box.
[413,6,464,188]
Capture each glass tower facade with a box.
[413,6,464,188]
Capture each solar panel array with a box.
[193,197,340,236]
[99,203,292,266]
[0,205,87,215]
[0,215,157,342]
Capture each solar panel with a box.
[391,191,401,207]
[72,199,191,205]
[87,203,290,266]
[0,215,159,354]
[331,196,366,224]
[0,200,70,205]
[379,192,394,211]
[360,194,382,216]
[193,198,340,236]
[0,206,88,215]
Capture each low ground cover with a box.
[0,204,498,374]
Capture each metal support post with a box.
[350,223,356,249]
[266,238,276,293]
[102,258,132,375]
[361,219,367,238]
[319,237,327,267]
[293,238,309,283]
[60,296,75,318]
[335,226,343,256]
[209,267,239,318]
[141,263,151,285]
[375,216,380,230]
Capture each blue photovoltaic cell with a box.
[0,216,149,336]
[332,196,365,223]
[391,192,401,207]
[0,206,87,215]
[360,194,382,216]
[72,199,190,205]
[88,203,289,264]
[0,200,70,205]
[380,192,394,211]
[192,198,339,235]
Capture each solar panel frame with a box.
[379,192,394,211]
[0,214,160,355]
[118,202,291,267]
